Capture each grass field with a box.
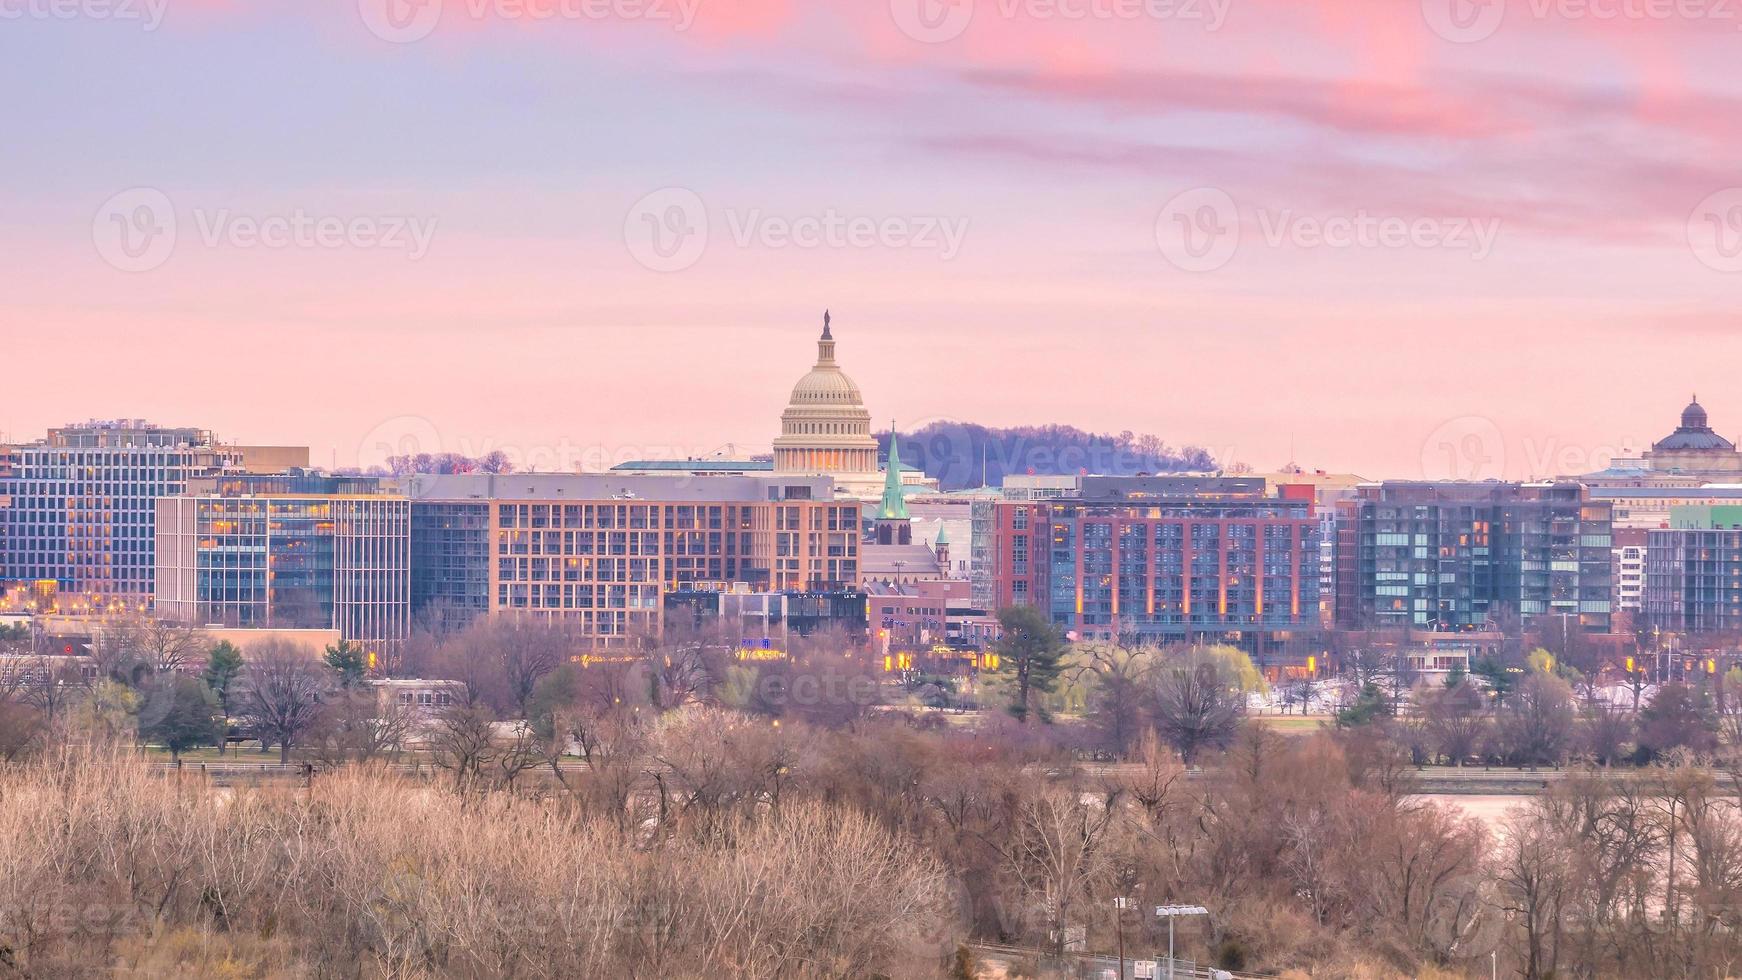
[1251,714,1333,735]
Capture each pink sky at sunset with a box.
[3,0,1740,481]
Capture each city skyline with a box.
[0,321,1730,484]
[6,3,1742,480]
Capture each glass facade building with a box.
[410,501,492,629]
[155,472,410,648]
[1644,505,1742,634]
[1333,481,1613,633]
[0,421,241,605]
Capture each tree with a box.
[70,680,140,744]
[306,689,415,765]
[494,619,570,716]
[1472,655,1518,707]
[203,641,245,755]
[1497,671,1575,766]
[427,703,538,791]
[1578,701,1634,767]
[22,656,89,725]
[1067,636,1157,757]
[1336,683,1391,728]
[139,674,222,761]
[323,640,369,690]
[994,605,1065,724]
[1419,680,1488,765]
[1149,646,1246,765]
[239,642,330,763]
[1635,683,1717,762]
[104,613,205,676]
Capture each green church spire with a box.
[879,423,909,521]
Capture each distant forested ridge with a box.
[877,422,1216,490]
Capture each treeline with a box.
[3,614,1741,977]
[879,422,1217,490]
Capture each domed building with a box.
[772,312,886,498]
[1579,397,1742,491]
[1643,397,1742,476]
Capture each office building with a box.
[0,420,307,605]
[406,473,859,648]
[155,472,409,648]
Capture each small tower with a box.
[932,523,950,568]
[874,424,912,546]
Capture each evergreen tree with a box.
[204,641,245,755]
[140,675,222,761]
[994,605,1066,724]
[323,641,369,690]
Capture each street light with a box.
[1154,905,1209,980]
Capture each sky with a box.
[3,0,1740,481]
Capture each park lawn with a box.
[1252,714,1333,735]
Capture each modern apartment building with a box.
[1333,481,1613,633]
[154,472,410,648]
[988,476,1321,652]
[0,420,308,605]
[1643,505,1742,634]
[405,474,859,648]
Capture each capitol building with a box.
[611,313,935,502]
[771,312,885,498]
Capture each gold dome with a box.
[773,312,879,479]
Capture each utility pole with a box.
[1113,897,1131,980]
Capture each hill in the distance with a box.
[877,422,1216,491]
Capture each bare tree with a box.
[1496,671,1576,766]
[1067,635,1156,759]
[306,689,415,765]
[22,656,90,726]
[1420,680,1488,765]
[238,641,330,763]
[1149,647,1245,766]
[101,612,204,676]
[426,703,539,791]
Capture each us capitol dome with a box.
[772,312,885,497]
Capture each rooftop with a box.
[404,472,835,503]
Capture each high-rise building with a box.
[1644,505,1742,635]
[154,471,409,648]
[1333,481,1613,633]
[988,476,1321,654]
[406,473,859,648]
[0,420,307,607]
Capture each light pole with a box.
[1154,904,1209,980]
[1114,897,1131,980]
